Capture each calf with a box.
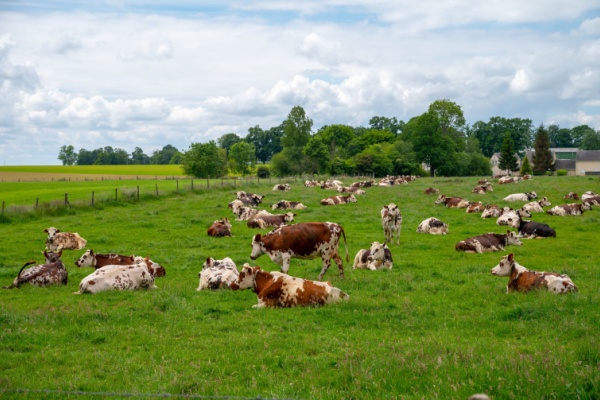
[75,250,135,269]
[503,192,537,202]
[352,241,393,270]
[583,196,600,207]
[564,192,580,200]
[273,183,291,191]
[455,231,523,253]
[416,217,448,235]
[207,218,232,237]
[247,212,295,229]
[522,197,551,213]
[250,222,348,280]
[44,227,87,251]
[3,250,67,289]
[75,261,159,294]
[197,257,239,291]
[271,200,307,210]
[320,194,357,206]
[231,264,349,308]
[337,186,366,195]
[466,201,484,213]
[381,203,402,244]
[435,195,470,208]
[424,187,440,195]
[491,254,577,294]
[517,219,556,239]
[546,203,591,216]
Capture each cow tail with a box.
[341,227,349,262]
[3,260,36,289]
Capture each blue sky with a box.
[1,1,599,165]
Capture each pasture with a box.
[0,175,599,399]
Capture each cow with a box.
[491,254,577,294]
[478,179,491,185]
[381,203,402,245]
[472,183,493,194]
[424,187,440,195]
[503,192,538,202]
[207,218,232,237]
[498,176,520,184]
[44,227,87,251]
[517,218,556,239]
[466,202,484,213]
[496,208,531,228]
[232,204,272,221]
[249,222,348,280]
[351,180,375,188]
[546,203,591,216]
[521,174,532,180]
[75,261,159,294]
[416,217,448,235]
[435,195,470,208]
[337,186,366,195]
[320,194,357,206]
[455,231,523,253]
[320,179,343,189]
[3,250,67,289]
[75,250,136,269]
[271,200,307,210]
[197,257,239,291]
[352,241,393,270]
[235,191,264,206]
[581,191,599,201]
[304,180,321,187]
[522,197,552,213]
[583,196,600,206]
[481,204,503,218]
[273,183,291,191]
[564,192,580,200]
[231,264,349,308]
[247,212,295,229]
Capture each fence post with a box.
[176,179,179,193]
[137,186,140,200]
[65,193,70,207]
[92,191,95,206]
[207,176,210,188]
[115,189,118,201]
[191,180,194,190]
[36,198,39,209]
[155,184,158,196]
[2,201,4,213]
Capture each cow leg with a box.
[280,255,291,274]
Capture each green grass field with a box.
[0,174,599,399]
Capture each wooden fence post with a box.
[176,179,179,193]
[2,201,4,213]
[137,186,140,200]
[155,184,159,196]
[115,189,118,202]
[92,191,95,206]
[36,198,39,209]
[191,180,194,190]
[65,193,70,207]
[207,176,210,188]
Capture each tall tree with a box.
[151,145,181,164]
[58,145,77,166]
[76,148,95,165]
[245,125,283,163]
[369,116,404,135]
[498,132,519,174]
[228,141,256,176]
[427,99,466,151]
[407,111,456,177]
[532,125,555,175]
[303,136,330,174]
[581,130,600,150]
[131,147,149,164]
[314,124,355,158]
[571,125,595,148]
[471,117,533,157]
[181,141,228,178]
[217,133,242,155]
[281,106,312,149]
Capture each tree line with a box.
[58,99,600,178]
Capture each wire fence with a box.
[0,388,295,399]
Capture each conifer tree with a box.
[520,156,532,175]
[532,125,555,175]
[499,132,519,175]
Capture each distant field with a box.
[0,165,187,182]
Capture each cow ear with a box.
[57,250,63,257]
[56,229,61,233]
[90,249,95,255]
[508,253,514,261]
[254,233,261,241]
[44,228,48,233]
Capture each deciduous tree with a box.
[58,145,77,166]
[228,141,256,176]
[181,141,228,178]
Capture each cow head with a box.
[44,227,60,242]
[250,234,265,260]
[517,207,532,218]
[43,249,62,263]
[284,212,296,223]
[435,195,446,205]
[202,257,215,270]
[430,223,449,235]
[231,263,259,290]
[539,197,551,207]
[367,241,387,262]
[527,192,538,200]
[347,195,357,203]
[491,253,515,276]
[136,256,166,278]
[506,231,523,247]
[75,249,95,267]
[271,200,285,210]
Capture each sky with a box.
[1,1,600,165]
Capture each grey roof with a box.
[576,150,600,161]
[551,148,579,153]
[555,160,576,170]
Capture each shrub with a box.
[256,165,270,178]
[557,169,567,176]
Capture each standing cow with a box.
[381,203,402,244]
[250,222,348,280]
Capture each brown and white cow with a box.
[351,180,375,188]
[546,203,591,216]
[472,183,493,194]
[320,194,357,206]
[337,186,366,195]
[250,222,348,280]
[197,257,239,291]
[231,264,349,308]
[273,183,291,191]
[304,180,321,187]
[271,200,307,210]
[231,203,272,221]
[247,212,295,229]
[466,201,484,213]
[134,256,167,278]
[424,187,440,195]
[352,241,393,270]
[3,250,67,289]
[416,217,448,235]
[435,195,470,208]
[498,176,520,184]
[320,179,343,189]
[564,192,580,200]
[75,250,135,269]
[491,254,577,294]
[583,196,600,206]
[455,231,523,253]
[478,179,491,185]
[235,191,264,206]
[207,218,232,237]
[75,259,162,294]
[503,192,538,202]
[381,203,402,244]
[581,191,598,201]
[481,204,502,218]
[44,227,87,251]
[522,197,551,213]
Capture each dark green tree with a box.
[131,147,150,164]
[58,145,77,165]
[281,106,312,149]
[76,148,95,165]
[471,117,533,157]
[181,141,228,178]
[245,125,283,163]
[532,125,555,175]
[314,124,355,158]
[571,125,595,148]
[520,156,532,175]
[151,145,181,164]
[228,141,256,176]
[581,130,600,150]
[369,116,404,135]
[217,133,242,155]
[499,132,519,174]
[303,136,330,174]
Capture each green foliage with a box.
[181,141,228,178]
[557,169,567,176]
[245,125,283,163]
[499,132,519,173]
[581,130,600,150]
[303,136,330,174]
[256,165,270,178]
[520,156,533,175]
[281,106,313,149]
[369,116,404,135]
[471,116,533,157]
[532,125,555,175]
[150,145,182,165]
[58,145,76,166]
[228,141,256,176]
[217,133,242,155]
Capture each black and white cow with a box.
[455,231,523,253]
[352,241,393,270]
[416,217,448,235]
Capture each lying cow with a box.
[3,250,67,289]
[583,196,600,206]
[416,217,448,235]
[498,176,520,184]
[496,208,531,228]
[320,180,343,189]
[271,200,307,210]
[304,180,320,187]
[75,250,135,269]
[581,191,598,201]
[250,222,348,280]
[44,227,87,251]
[320,194,357,206]
[273,183,291,191]
[466,202,484,213]
[472,184,493,194]
[481,204,503,218]
[235,191,264,206]
[247,212,295,229]
[197,257,239,291]
[522,197,551,213]
[491,253,577,294]
[503,192,537,202]
[546,203,591,216]
[207,218,232,237]
[231,264,349,308]
[381,203,402,244]
[424,187,440,195]
[75,261,160,294]
[337,186,366,195]
[231,202,272,221]
[564,192,580,200]
[435,195,470,208]
[455,230,523,253]
[517,218,556,239]
[352,241,393,270]
[351,180,375,188]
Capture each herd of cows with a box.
[4,176,599,306]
